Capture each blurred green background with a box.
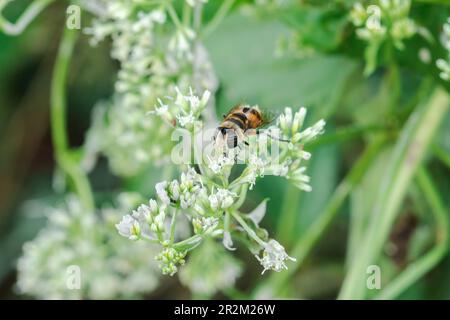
[0,0,449,299]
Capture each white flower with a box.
[116,215,140,240]
[293,119,326,143]
[152,98,169,116]
[350,2,367,27]
[192,217,219,234]
[255,240,296,274]
[208,194,219,211]
[207,154,234,174]
[176,112,195,127]
[156,181,171,205]
[215,188,236,210]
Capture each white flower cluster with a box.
[117,198,167,241]
[153,87,211,130]
[116,166,222,275]
[437,18,450,81]
[350,0,416,74]
[82,0,218,176]
[17,195,160,299]
[117,89,325,277]
[351,0,416,47]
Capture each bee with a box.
[214,104,287,149]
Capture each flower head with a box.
[116,215,141,240]
[255,240,296,274]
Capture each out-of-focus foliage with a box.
[0,0,449,300]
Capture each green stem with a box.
[230,210,266,247]
[233,183,248,210]
[252,136,386,298]
[169,208,178,244]
[182,0,192,27]
[0,0,53,35]
[51,27,94,211]
[339,88,449,299]
[172,234,202,251]
[276,184,301,246]
[193,2,203,33]
[386,43,401,113]
[166,2,184,30]
[374,166,449,299]
[432,144,450,169]
[202,0,235,38]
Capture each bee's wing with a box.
[259,109,277,127]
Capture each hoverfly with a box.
[214,104,288,149]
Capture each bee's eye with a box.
[219,127,227,135]
[243,107,249,113]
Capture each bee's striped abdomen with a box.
[224,112,248,130]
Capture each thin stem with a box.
[252,135,386,298]
[193,3,203,33]
[230,210,266,247]
[233,184,248,210]
[375,167,449,299]
[339,88,449,299]
[182,0,192,27]
[166,2,184,30]
[386,42,401,113]
[202,0,235,38]
[173,234,202,251]
[169,208,178,244]
[51,27,94,211]
[0,0,53,36]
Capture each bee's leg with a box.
[252,128,290,142]
[236,129,249,146]
[223,132,231,157]
[267,133,290,143]
[234,146,240,162]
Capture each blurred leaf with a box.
[278,4,349,53]
[205,12,357,115]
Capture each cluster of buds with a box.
[156,167,204,209]
[155,248,187,276]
